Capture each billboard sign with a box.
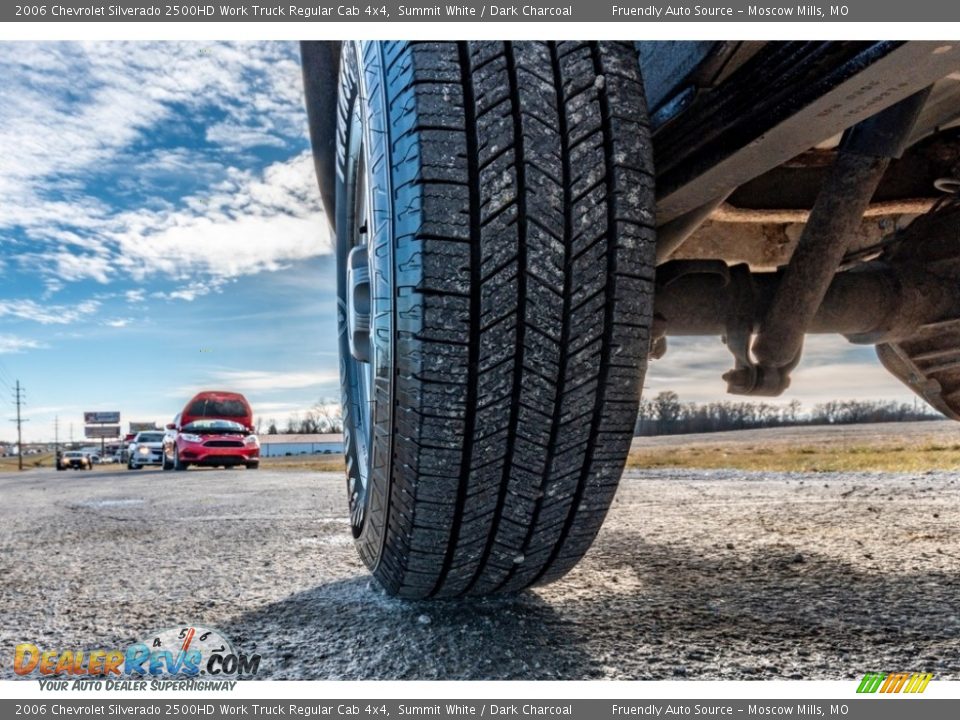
[129,422,159,433]
[84,411,120,424]
[85,425,121,439]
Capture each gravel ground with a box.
[1,464,959,680]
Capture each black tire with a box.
[161,446,173,471]
[173,447,188,472]
[331,41,654,598]
[246,461,260,470]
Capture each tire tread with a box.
[344,41,653,598]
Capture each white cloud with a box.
[24,250,114,284]
[0,42,306,210]
[7,152,329,290]
[203,369,340,392]
[253,401,312,414]
[0,335,46,354]
[205,122,289,152]
[173,370,339,400]
[151,280,217,303]
[42,278,64,298]
[0,299,100,325]
[108,152,329,283]
[104,318,132,328]
[0,41,330,295]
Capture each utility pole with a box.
[11,381,26,471]
[54,415,60,464]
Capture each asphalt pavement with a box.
[1,465,958,679]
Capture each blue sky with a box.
[0,41,337,442]
[0,41,919,443]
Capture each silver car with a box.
[127,431,165,469]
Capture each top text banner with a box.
[7,1,960,22]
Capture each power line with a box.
[0,360,13,394]
[10,380,28,472]
[0,355,15,381]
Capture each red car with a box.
[162,391,260,471]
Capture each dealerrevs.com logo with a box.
[14,626,260,688]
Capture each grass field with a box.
[624,442,960,472]
[258,455,345,472]
[626,420,960,472]
[0,453,55,471]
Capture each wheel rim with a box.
[343,99,376,537]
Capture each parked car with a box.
[79,447,100,465]
[302,40,960,597]
[162,391,260,471]
[127,431,165,469]
[57,451,92,471]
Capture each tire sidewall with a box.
[335,42,395,573]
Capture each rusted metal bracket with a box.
[736,88,932,395]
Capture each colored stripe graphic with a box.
[883,672,907,693]
[857,672,933,694]
[909,673,934,693]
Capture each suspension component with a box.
[729,89,932,395]
[653,198,960,408]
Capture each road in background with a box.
[1,465,958,679]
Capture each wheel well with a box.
[301,41,343,226]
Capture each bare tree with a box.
[654,391,682,433]
[314,399,344,433]
[634,393,936,437]
[285,413,301,434]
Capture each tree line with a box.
[256,392,939,438]
[259,399,344,435]
[635,391,940,436]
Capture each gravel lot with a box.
[1,462,959,680]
